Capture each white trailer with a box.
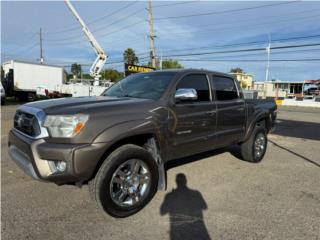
[2,60,66,100]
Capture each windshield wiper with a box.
[122,94,135,98]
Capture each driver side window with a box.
[176,74,210,102]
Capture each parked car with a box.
[8,69,277,217]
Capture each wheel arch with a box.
[243,112,271,142]
[89,132,166,190]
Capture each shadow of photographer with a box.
[160,173,211,240]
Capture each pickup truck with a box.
[8,69,277,217]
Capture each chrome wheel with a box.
[110,159,151,207]
[254,132,266,159]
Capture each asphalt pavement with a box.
[1,105,320,240]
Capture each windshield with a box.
[102,72,176,100]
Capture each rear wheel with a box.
[240,126,267,163]
[89,144,158,218]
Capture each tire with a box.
[240,126,268,163]
[88,144,159,218]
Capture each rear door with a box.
[211,75,246,147]
[169,73,217,159]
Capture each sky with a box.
[1,0,320,81]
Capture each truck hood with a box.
[24,96,154,114]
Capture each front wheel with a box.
[89,144,159,218]
[239,127,268,163]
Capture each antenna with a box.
[40,28,44,64]
[265,34,271,81]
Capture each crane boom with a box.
[64,0,107,81]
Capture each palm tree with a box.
[123,48,139,65]
[162,59,183,69]
[71,63,82,79]
[230,67,244,73]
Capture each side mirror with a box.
[175,88,198,101]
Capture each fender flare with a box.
[93,120,167,190]
[243,111,270,142]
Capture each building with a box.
[252,80,304,99]
[230,72,253,90]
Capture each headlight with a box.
[43,114,89,138]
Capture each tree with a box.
[240,80,248,89]
[71,63,82,79]
[101,69,123,82]
[162,59,183,69]
[123,48,139,65]
[81,73,93,79]
[230,67,244,73]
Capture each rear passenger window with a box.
[213,76,239,101]
[176,74,210,102]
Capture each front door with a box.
[168,74,217,160]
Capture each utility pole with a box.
[39,28,44,64]
[147,0,156,69]
[265,34,271,81]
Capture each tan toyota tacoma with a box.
[8,69,277,217]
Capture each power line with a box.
[14,41,318,68]
[175,58,320,62]
[161,43,320,58]
[44,8,146,43]
[156,10,320,35]
[88,1,139,25]
[46,0,198,36]
[148,34,320,56]
[8,32,38,55]
[153,1,198,8]
[154,1,299,20]
[91,8,145,34]
[46,1,139,35]
[164,48,320,61]
[41,0,313,48]
[95,19,146,39]
[157,8,319,31]
[7,45,319,67]
[158,14,320,38]
[43,5,318,48]
[201,48,320,59]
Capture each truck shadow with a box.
[272,118,320,141]
[165,148,228,171]
[160,173,211,240]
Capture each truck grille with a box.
[14,111,41,137]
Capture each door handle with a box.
[206,110,216,116]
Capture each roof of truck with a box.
[151,68,234,78]
[2,60,64,69]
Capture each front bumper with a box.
[8,129,107,185]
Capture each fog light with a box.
[48,161,67,173]
[56,161,67,172]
